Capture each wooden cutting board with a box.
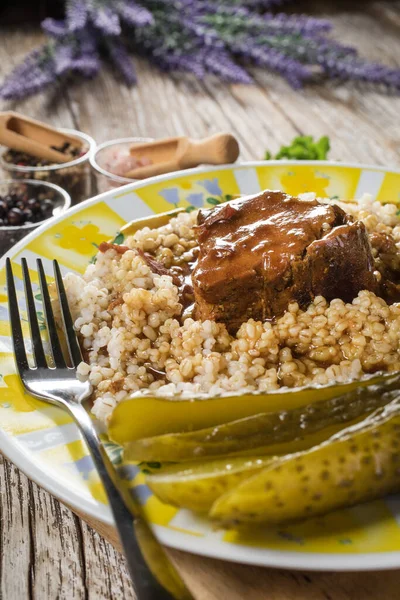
[71,505,400,600]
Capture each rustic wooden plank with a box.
[0,454,87,600]
[0,455,136,600]
[29,483,87,599]
[0,454,32,600]
[67,58,300,162]
[78,519,133,600]
[168,549,400,600]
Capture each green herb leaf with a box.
[265,135,330,161]
[206,197,221,205]
[112,232,125,245]
[314,136,330,160]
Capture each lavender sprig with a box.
[66,0,88,31]
[117,0,154,27]
[1,0,400,101]
[0,47,55,100]
[92,7,121,36]
[41,18,68,38]
[106,38,137,84]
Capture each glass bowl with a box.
[90,137,153,193]
[0,128,95,205]
[0,179,71,257]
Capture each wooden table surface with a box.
[2,2,400,598]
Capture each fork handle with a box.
[67,402,191,600]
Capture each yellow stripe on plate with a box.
[223,499,400,554]
[23,202,126,272]
[256,164,361,200]
[377,171,400,204]
[142,495,179,527]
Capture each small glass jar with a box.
[0,129,95,205]
[0,179,71,257]
[90,137,153,194]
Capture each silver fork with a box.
[6,257,192,600]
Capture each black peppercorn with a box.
[0,184,56,229]
[8,208,23,225]
[22,208,34,221]
[27,198,40,213]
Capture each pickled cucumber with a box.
[210,397,400,528]
[123,382,393,462]
[146,456,276,512]
[109,372,396,444]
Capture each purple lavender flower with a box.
[198,178,222,197]
[204,50,253,84]
[106,39,136,84]
[70,56,101,78]
[236,42,312,88]
[41,18,67,38]
[186,192,204,207]
[117,0,154,27]
[260,13,332,35]
[159,188,181,206]
[240,0,289,6]
[157,53,206,80]
[92,7,121,36]
[66,0,88,31]
[53,44,75,76]
[0,47,55,100]
[1,0,400,100]
[320,56,400,89]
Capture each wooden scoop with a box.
[124,132,240,179]
[0,111,83,164]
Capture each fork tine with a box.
[21,258,47,368]
[53,260,83,367]
[6,258,30,374]
[37,259,66,369]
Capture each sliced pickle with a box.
[146,456,276,512]
[109,372,396,444]
[210,397,400,528]
[125,421,354,463]
[123,380,394,462]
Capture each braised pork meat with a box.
[192,190,378,332]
